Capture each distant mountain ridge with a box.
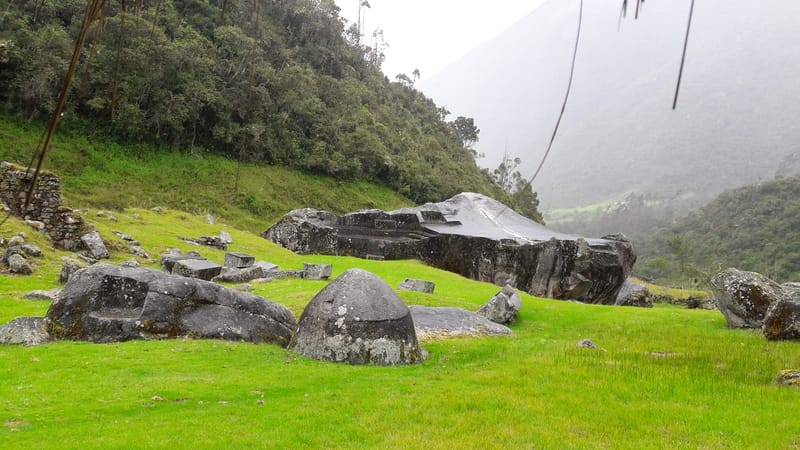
[420,0,800,209]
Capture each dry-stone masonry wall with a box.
[1,162,87,250]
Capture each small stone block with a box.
[303,263,333,280]
[224,252,256,268]
[398,279,435,294]
[81,231,109,259]
[172,259,223,281]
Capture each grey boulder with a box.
[59,257,87,284]
[8,253,33,274]
[476,285,522,324]
[398,279,436,294]
[171,258,223,281]
[614,279,654,308]
[302,263,332,280]
[81,231,109,259]
[213,262,280,283]
[0,317,49,346]
[291,268,423,365]
[410,306,512,340]
[224,252,255,268]
[763,297,800,341]
[46,264,296,346]
[711,268,783,328]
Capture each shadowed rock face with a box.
[263,193,636,304]
[46,264,296,346]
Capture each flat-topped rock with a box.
[263,192,635,304]
[224,252,255,268]
[0,317,49,346]
[46,264,296,345]
[410,306,513,340]
[398,279,436,294]
[172,258,223,281]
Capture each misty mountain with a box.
[420,0,800,210]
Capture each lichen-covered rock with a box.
[410,306,513,340]
[476,285,522,324]
[59,257,87,284]
[302,263,332,280]
[8,253,33,274]
[711,268,783,328]
[0,317,49,345]
[263,192,635,304]
[398,279,436,294]
[46,264,296,345]
[763,297,800,340]
[614,279,653,308]
[291,269,423,365]
[81,231,109,259]
[775,369,800,387]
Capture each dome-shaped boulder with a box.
[291,269,423,365]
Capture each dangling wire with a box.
[673,0,695,110]
[494,0,584,221]
[20,0,109,216]
[527,0,584,187]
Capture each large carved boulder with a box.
[263,193,635,304]
[290,269,423,365]
[46,264,296,346]
[711,268,783,328]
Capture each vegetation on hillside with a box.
[636,176,800,285]
[0,0,541,220]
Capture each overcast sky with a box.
[334,0,548,81]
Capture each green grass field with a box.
[2,208,799,449]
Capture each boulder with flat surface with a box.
[0,317,49,346]
[410,306,512,340]
[46,264,296,346]
[263,192,635,304]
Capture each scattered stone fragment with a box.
[398,279,435,294]
[233,284,253,292]
[477,285,522,324]
[20,244,42,257]
[59,257,87,284]
[160,250,205,273]
[96,211,106,218]
[81,231,110,259]
[224,252,255,268]
[23,289,61,301]
[775,369,800,387]
[25,220,45,231]
[212,262,280,283]
[291,268,423,365]
[614,279,653,308]
[130,246,150,260]
[410,306,513,340]
[0,317,49,346]
[219,231,233,244]
[179,236,227,250]
[132,213,141,220]
[206,214,215,225]
[121,258,141,268]
[711,268,782,328]
[577,339,597,350]
[152,207,163,214]
[8,235,24,246]
[172,258,223,281]
[108,215,118,222]
[303,263,332,280]
[113,231,136,241]
[8,253,33,274]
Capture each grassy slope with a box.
[2,209,800,448]
[0,115,412,233]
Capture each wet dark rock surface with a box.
[264,192,635,304]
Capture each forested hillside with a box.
[0,0,534,215]
[636,176,800,285]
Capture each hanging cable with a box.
[673,0,695,109]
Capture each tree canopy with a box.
[0,0,540,215]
